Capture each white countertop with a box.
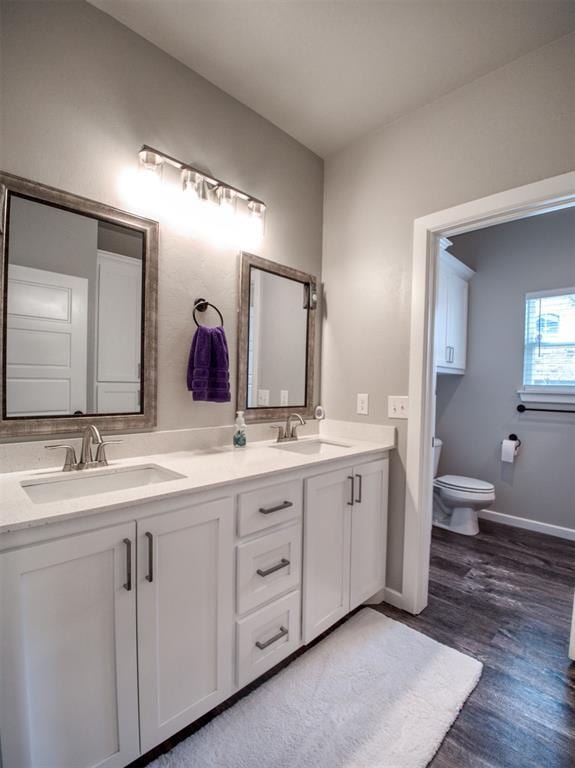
[0,436,393,535]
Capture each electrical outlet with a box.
[280,390,289,406]
[388,395,409,419]
[356,393,369,415]
[257,389,270,407]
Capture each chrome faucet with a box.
[270,413,306,443]
[45,424,121,471]
[78,424,103,469]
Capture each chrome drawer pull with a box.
[256,558,290,578]
[255,625,288,650]
[355,473,363,504]
[123,538,132,591]
[347,475,354,506]
[145,532,154,583]
[258,500,293,515]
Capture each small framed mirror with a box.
[237,252,318,422]
[0,172,158,437]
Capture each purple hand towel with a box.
[187,326,231,403]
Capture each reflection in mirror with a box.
[237,252,317,422]
[247,268,307,408]
[6,195,144,417]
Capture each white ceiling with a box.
[89,1,575,157]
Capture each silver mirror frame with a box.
[0,171,159,437]
[237,252,317,423]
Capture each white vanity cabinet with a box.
[303,458,389,644]
[435,241,475,374]
[0,522,140,768]
[0,446,391,768]
[136,496,234,752]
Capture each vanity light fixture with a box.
[138,144,265,226]
[248,200,266,221]
[217,185,237,212]
[182,168,210,202]
[138,148,164,177]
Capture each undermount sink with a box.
[21,464,186,504]
[270,439,352,456]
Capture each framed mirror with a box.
[237,252,318,422]
[0,172,158,437]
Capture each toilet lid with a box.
[435,474,494,493]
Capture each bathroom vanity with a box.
[0,436,392,768]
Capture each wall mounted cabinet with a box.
[0,451,389,768]
[435,240,475,375]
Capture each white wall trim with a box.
[478,509,575,542]
[382,587,411,611]
[404,170,575,615]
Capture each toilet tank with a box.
[433,438,443,477]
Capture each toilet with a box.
[432,438,495,536]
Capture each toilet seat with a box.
[434,474,494,494]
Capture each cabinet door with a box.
[446,271,469,370]
[0,523,139,768]
[303,468,352,644]
[96,251,142,383]
[434,262,449,367]
[137,497,234,751]
[350,459,389,610]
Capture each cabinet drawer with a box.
[236,590,301,687]
[237,479,302,537]
[237,524,301,615]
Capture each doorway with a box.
[401,171,575,615]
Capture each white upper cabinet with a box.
[137,497,234,752]
[435,239,475,374]
[0,523,139,768]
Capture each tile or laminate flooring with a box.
[376,521,575,768]
[133,520,574,768]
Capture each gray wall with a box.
[98,222,144,261]
[0,0,323,432]
[436,208,575,530]
[322,33,575,590]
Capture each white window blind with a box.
[523,288,575,391]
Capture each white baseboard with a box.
[478,509,575,542]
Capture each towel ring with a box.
[193,298,224,327]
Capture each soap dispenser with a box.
[233,410,247,447]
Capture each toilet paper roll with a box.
[501,439,516,463]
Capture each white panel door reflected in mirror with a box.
[247,268,308,409]
[5,195,144,417]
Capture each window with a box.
[523,288,575,394]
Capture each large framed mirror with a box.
[237,252,318,422]
[0,172,158,437]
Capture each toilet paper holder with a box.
[507,433,521,447]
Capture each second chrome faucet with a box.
[270,413,306,443]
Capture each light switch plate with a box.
[280,390,289,406]
[388,395,408,419]
[257,389,270,407]
[356,393,369,415]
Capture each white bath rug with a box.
[150,608,482,768]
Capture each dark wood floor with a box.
[375,520,575,768]
[133,519,574,768]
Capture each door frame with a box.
[403,170,575,615]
